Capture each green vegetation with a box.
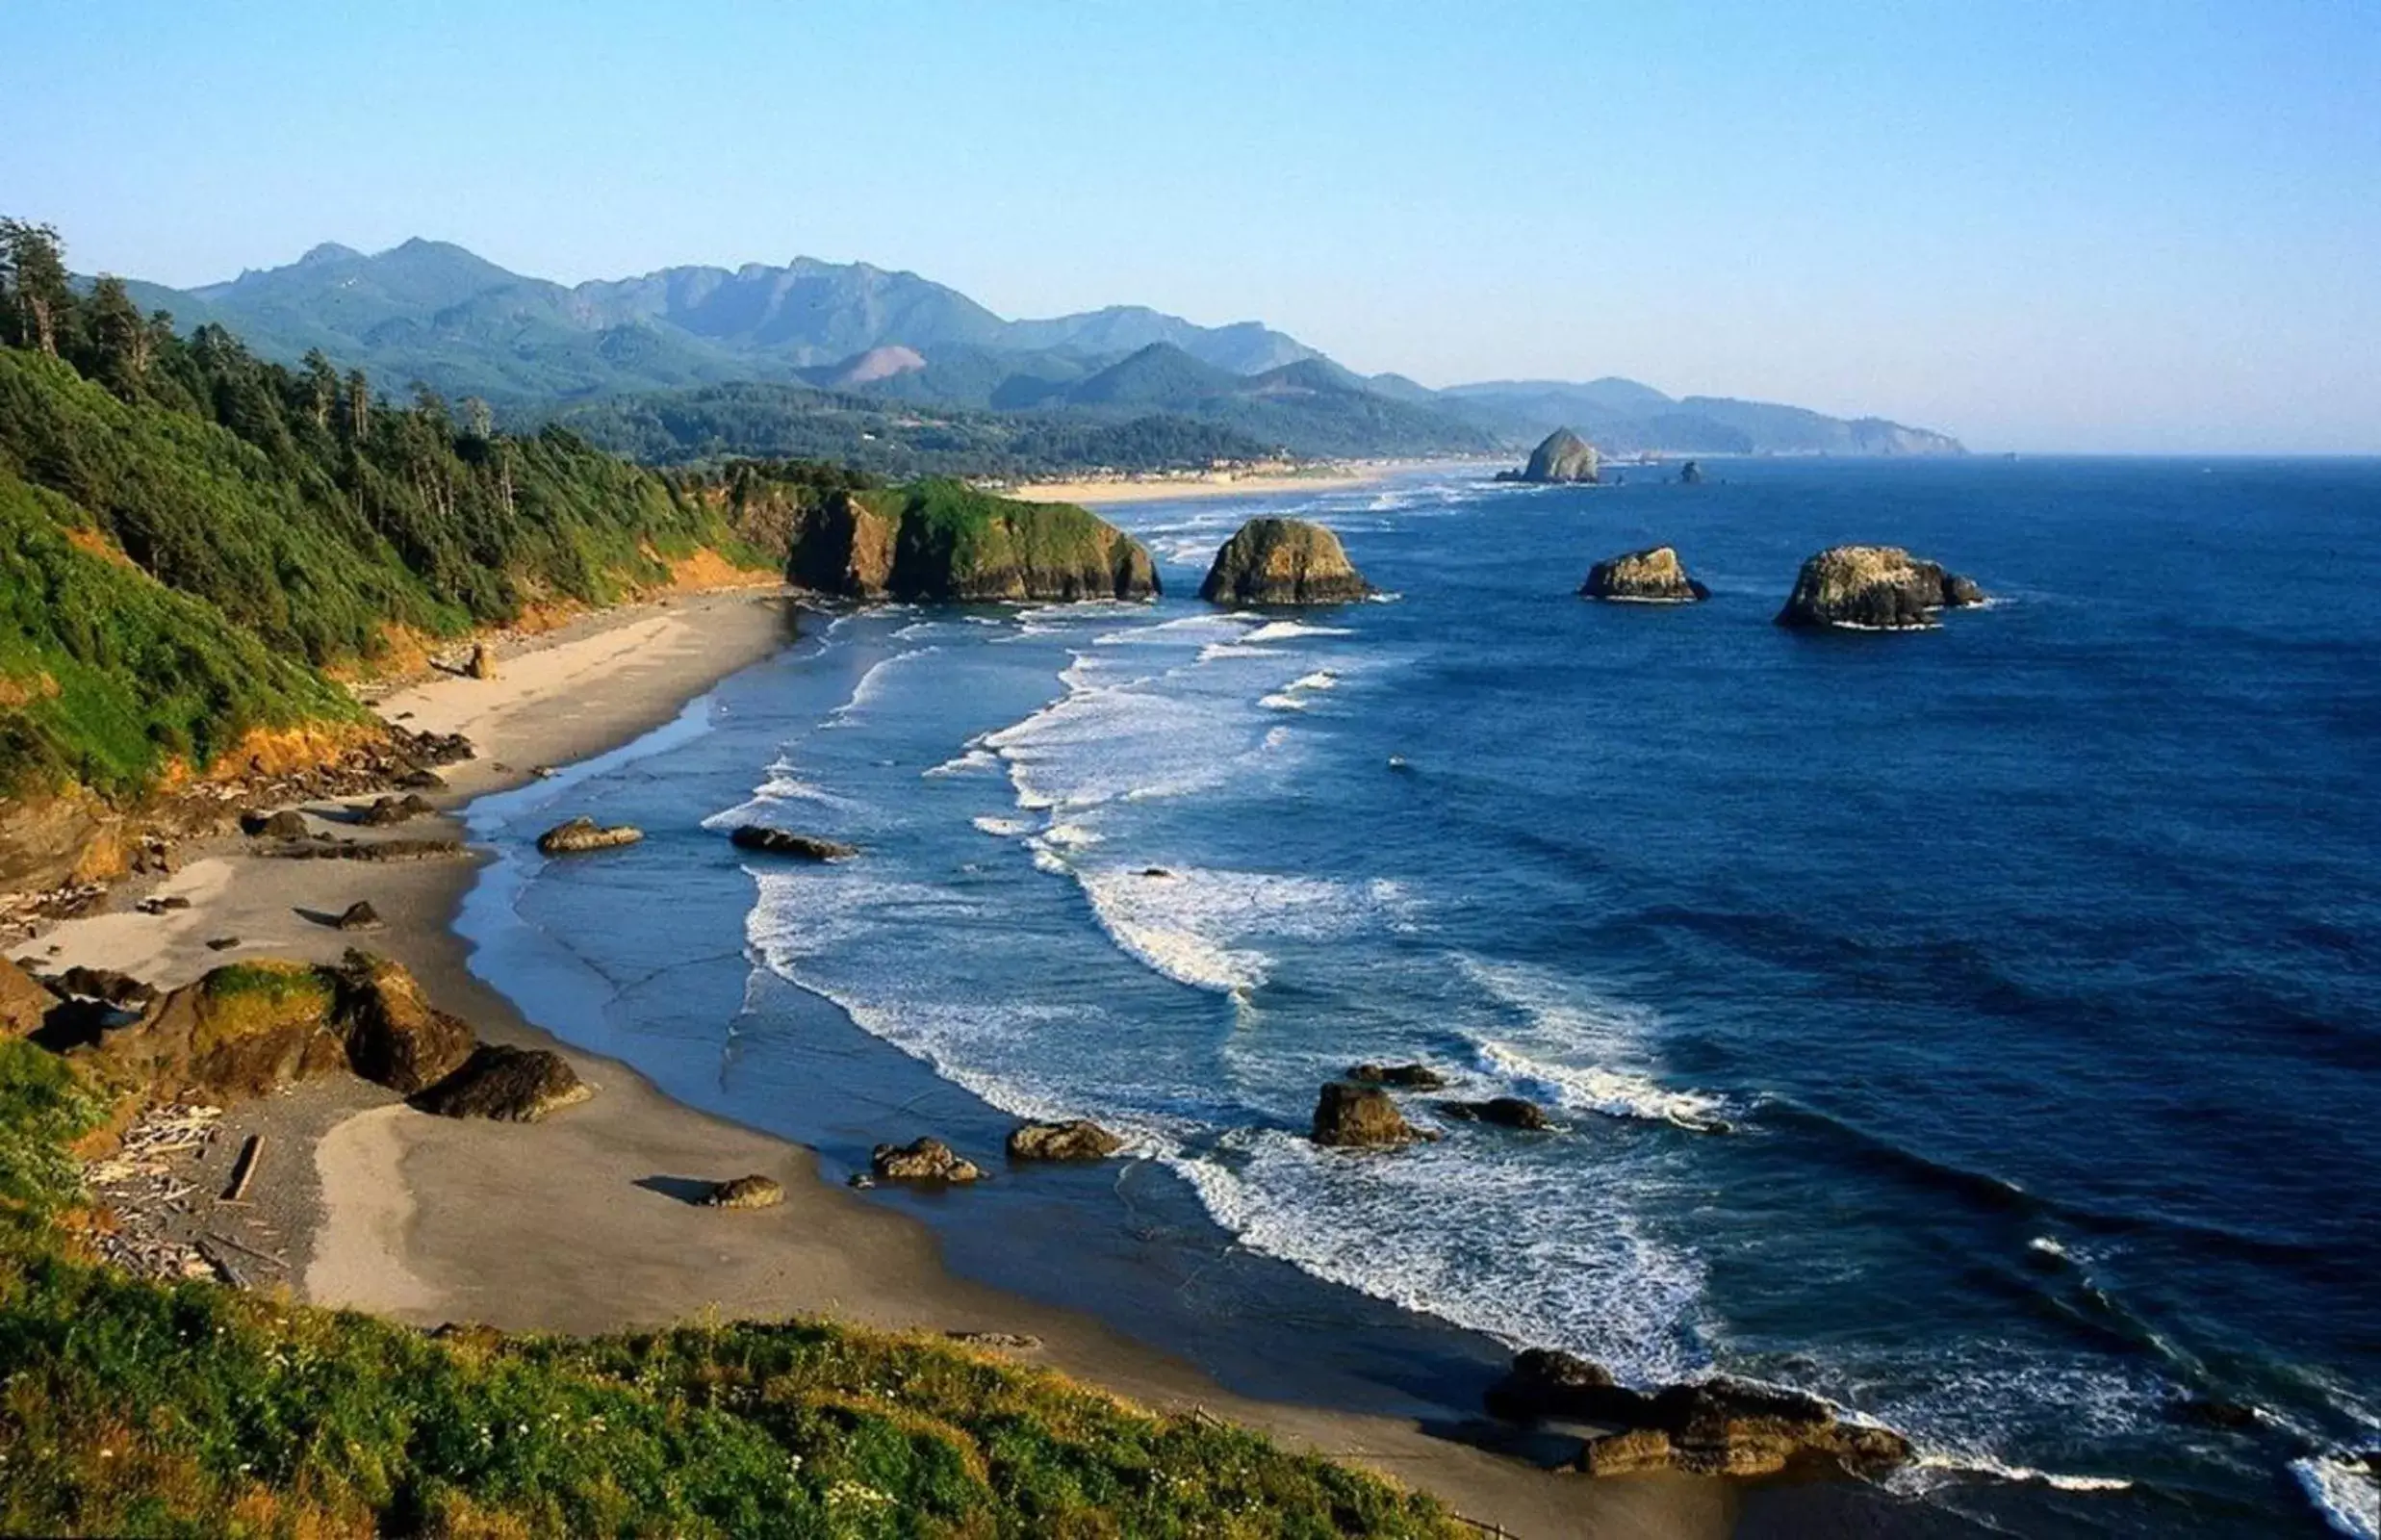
[0,1037,1452,1537]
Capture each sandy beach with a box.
[1006,467,1390,505]
[22,586,1740,1539]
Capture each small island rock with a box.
[1007,1119,1126,1161]
[413,1044,592,1121]
[1311,1082,1422,1148]
[1497,427,1601,485]
[703,1174,786,1210]
[1579,546,1709,603]
[1199,518,1371,605]
[871,1137,984,1182]
[729,826,858,860]
[1678,460,1704,484]
[1777,546,1985,630]
[536,817,645,856]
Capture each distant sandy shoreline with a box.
[1004,462,1428,505]
[27,585,1728,1539]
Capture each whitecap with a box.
[821,647,940,727]
[1241,620,1353,646]
[1259,693,1309,711]
[1909,1453,2136,1494]
[924,747,1001,779]
[971,815,1034,837]
[2293,1453,2380,1540]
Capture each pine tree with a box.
[0,218,72,356]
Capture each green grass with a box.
[0,1039,1455,1538]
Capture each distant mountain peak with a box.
[298,242,361,266]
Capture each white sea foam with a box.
[1458,958,1728,1131]
[1068,865,1400,996]
[1477,1040,1728,1131]
[971,815,1034,837]
[2028,1235,2071,1260]
[702,759,855,829]
[1910,1454,2136,1494]
[821,647,939,727]
[1289,671,1338,691]
[1041,822,1102,847]
[1196,641,1284,663]
[924,746,1001,778]
[2294,1454,2381,1540]
[1259,693,1309,711]
[1240,620,1353,645]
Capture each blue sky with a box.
[7,1,2376,450]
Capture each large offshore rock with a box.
[1777,545,1985,630]
[1310,1082,1422,1148]
[1198,518,1371,604]
[1499,427,1601,484]
[1579,546,1709,603]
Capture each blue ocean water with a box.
[461,457,2381,1537]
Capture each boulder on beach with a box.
[466,642,497,680]
[1438,1096,1551,1131]
[359,794,434,827]
[729,826,858,860]
[536,817,644,856]
[49,965,156,1008]
[702,1174,786,1210]
[1498,427,1601,485]
[1006,1118,1125,1161]
[871,1137,983,1183]
[413,1044,592,1121]
[1486,1348,1913,1479]
[1199,518,1372,605]
[1346,1062,1447,1090]
[1776,545,1985,630]
[332,901,383,932]
[335,950,477,1095]
[243,808,310,840]
[1311,1082,1423,1148]
[1579,546,1709,603]
[0,957,59,1039]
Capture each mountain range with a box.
[115,239,1964,465]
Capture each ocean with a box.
[456,457,2380,1537]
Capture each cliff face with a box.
[1580,546,1708,603]
[1500,426,1600,484]
[786,482,1158,603]
[1198,518,1371,604]
[1776,545,1985,629]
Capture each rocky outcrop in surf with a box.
[1678,460,1704,484]
[1311,1082,1425,1148]
[729,826,858,860]
[1578,546,1708,603]
[1346,1062,1447,1090]
[1007,1119,1125,1161]
[1486,1348,1912,1478]
[1438,1096,1551,1131]
[1198,518,1371,604]
[872,1137,984,1182]
[788,481,1158,603]
[1497,427,1600,484]
[1776,546,1984,630]
[536,817,644,856]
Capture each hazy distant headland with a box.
[114,239,1965,475]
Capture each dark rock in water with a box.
[702,1174,785,1210]
[729,826,858,860]
[414,1044,592,1121]
[1486,1349,1912,1478]
[1199,518,1371,605]
[244,808,310,840]
[1007,1118,1125,1161]
[1777,546,1986,630]
[1678,460,1704,484]
[336,950,476,1094]
[536,817,644,856]
[2172,1397,2262,1431]
[1580,546,1709,603]
[0,957,58,1040]
[1347,1062,1447,1090]
[871,1137,983,1182]
[49,965,155,1008]
[332,901,383,932]
[1311,1082,1423,1148]
[1496,427,1601,484]
[1439,1095,1551,1131]
[1139,867,1175,879]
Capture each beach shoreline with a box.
[20,585,1737,1539]
[1002,458,1485,506]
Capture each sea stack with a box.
[1199,518,1371,604]
[786,482,1158,603]
[1677,460,1704,484]
[1498,427,1601,484]
[1579,546,1709,603]
[1776,545,1985,630]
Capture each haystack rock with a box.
[1199,518,1371,604]
[787,484,1158,602]
[1678,460,1704,484]
[1777,546,1985,630]
[1579,546,1709,603]
[1498,427,1601,484]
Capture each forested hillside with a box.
[0,219,829,824]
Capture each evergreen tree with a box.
[0,218,71,356]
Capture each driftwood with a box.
[221,1134,263,1201]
